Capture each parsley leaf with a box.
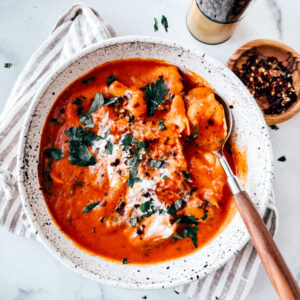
[122,258,130,264]
[127,156,141,188]
[68,141,97,166]
[107,75,118,86]
[158,119,167,131]
[45,148,65,161]
[72,98,83,105]
[140,200,152,213]
[87,92,105,115]
[161,15,168,32]
[201,211,208,221]
[161,174,168,180]
[167,199,183,216]
[149,159,168,169]
[65,126,101,166]
[154,17,158,32]
[176,214,198,225]
[183,225,199,248]
[78,92,105,128]
[83,201,100,214]
[4,63,12,68]
[104,96,120,106]
[278,156,286,162]
[82,76,96,85]
[145,78,169,116]
[269,124,279,130]
[104,140,113,155]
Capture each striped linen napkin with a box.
[0,4,277,300]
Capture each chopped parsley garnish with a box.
[182,171,190,181]
[278,156,286,162]
[65,126,103,166]
[137,201,157,222]
[127,155,142,188]
[269,124,279,130]
[68,142,96,166]
[72,98,83,105]
[158,119,167,131]
[78,92,104,128]
[161,15,168,32]
[145,78,170,116]
[154,17,158,32]
[167,199,183,216]
[122,258,130,264]
[139,200,152,213]
[185,126,199,144]
[82,201,100,214]
[122,135,148,188]
[149,159,168,169]
[4,63,12,68]
[92,227,96,233]
[107,75,117,86]
[201,211,208,221]
[104,96,120,106]
[104,140,113,155]
[45,148,65,161]
[161,174,168,180]
[182,225,199,248]
[82,76,96,85]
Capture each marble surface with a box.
[0,0,299,299]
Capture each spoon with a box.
[214,96,300,300]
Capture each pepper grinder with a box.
[187,0,252,44]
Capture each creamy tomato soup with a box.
[39,59,240,264]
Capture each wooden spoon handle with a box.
[234,191,300,300]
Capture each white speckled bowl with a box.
[17,36,273,289]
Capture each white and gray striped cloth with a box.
[0,4,278,300]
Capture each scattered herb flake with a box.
[92,227,96,233]
[65,126,100,166]
[182,171,190,181]
[183,225,199,248]
[87,92,105,115]
[201,211,208,221]
[158,119,167,131]
[161,15,168,32]
[139,200,152,213]
[278,156,286,162]
[172,234,183,240]
[82,76,96,85]
[269,124,279,130]
[104,96,120,106]
[83,201,100,214]
[107,75,118,86]
[104,140,113,155]
[149,158,168,169]
[4,63,12,68]
[145,78,170,116]
[142,296,147,300]
[161,174,168,180]
[72,98,83,105]
[167,199,183,216]
[122,258,130,264]
[154,17,158,32]
[45,148,65,161]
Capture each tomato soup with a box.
[39,59,239,264]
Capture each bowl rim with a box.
[17,35,274,289]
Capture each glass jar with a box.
[187,0,252,44]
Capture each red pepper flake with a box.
[235,54,297,115]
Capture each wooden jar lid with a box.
[227,39,300,125]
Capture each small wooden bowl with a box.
[227,39,300,125]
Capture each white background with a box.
[0,0,299,299]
